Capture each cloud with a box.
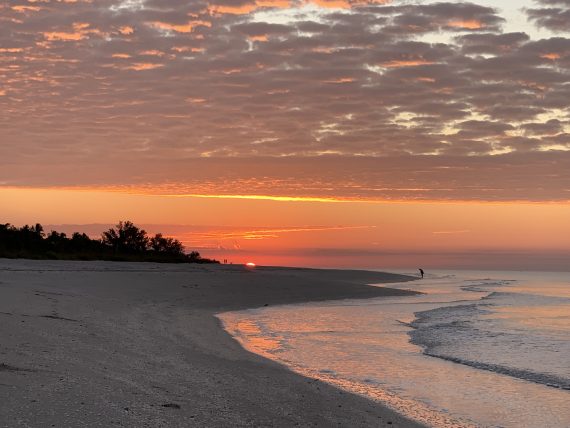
[0,0,569,201]
[2,153,570,202]
[527,0,570,32]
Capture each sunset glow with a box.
[1,0,569,270]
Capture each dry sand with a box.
[0,259,423,427]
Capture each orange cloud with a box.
[541,53,561,60]
[183,225,373,242]
[140,50,165,57]
[312,47,336,53]
[311,0,351,8]
[118,26,134,35]
[208,0,290,15]
[43,22,105,41]
[138,193,351,203]
[103,63,165,71]
[208,3,259,14]
[148,20,211,33]
[56,185,354,203]
[171,46,205,54]
[324,77,355,83]
[12,5,42,12]
[44,31,85,41]
[248,35,269,42]
[447,19,484,30]
[126,63,165,71]
[381,59,435,68]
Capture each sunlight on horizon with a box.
[2,186,569,270]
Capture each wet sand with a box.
[0,259,422,427]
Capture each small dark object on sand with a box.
[161,403,181,409]
[0,363,30,372]
[41,314,78,322]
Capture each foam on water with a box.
[409,290,570,390]
[218,270,570,427]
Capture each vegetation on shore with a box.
[0,221,218,264]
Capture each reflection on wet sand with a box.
[218,271,570,428]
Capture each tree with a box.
[46,231,68,253]
[1,220,218,263]
[32,223,45,238]
[150,233,184,256]
[70,232,96,252]
[102,221,149,253]
[188,251,201,261]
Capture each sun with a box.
[246,262,256,268]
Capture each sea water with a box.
[218,270,570,427]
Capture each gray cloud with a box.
[527,0,570,32]
[0,0,569,200]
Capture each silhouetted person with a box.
[419,268,424,278]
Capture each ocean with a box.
[218,270,570,427]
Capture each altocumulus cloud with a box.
[0,0,569,201]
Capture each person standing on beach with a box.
[419,268,424,278]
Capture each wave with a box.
[409,295,570,390]
[481,290,570,305]
[460,279,516,293]
[421,351,570,390]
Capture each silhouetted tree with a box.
[1,220,218,263]
[46,231,68,253]
[149,233,184,256]
[33,224,45,237]
[70,232,98,252]
[0,224,19,252]
[102,221,149,253]
[188,251,201,261]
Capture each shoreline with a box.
[0,259,423,427]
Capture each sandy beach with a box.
[0,259,422,427]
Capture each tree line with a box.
[0,221,218,264]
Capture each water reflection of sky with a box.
[219,271,570,428]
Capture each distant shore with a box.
[0,259,422,427]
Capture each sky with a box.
[1,0,569,270]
